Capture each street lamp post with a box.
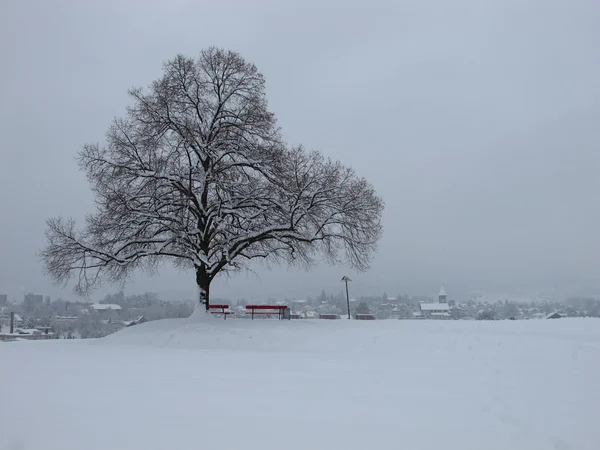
[341,276,352,319]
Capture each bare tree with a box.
[41,48,384,311]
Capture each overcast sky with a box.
[1,0,599,303]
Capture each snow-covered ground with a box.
[1,315,599,450]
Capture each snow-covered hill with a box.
[1,315,599,450]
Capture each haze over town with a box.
[2,0,600,304]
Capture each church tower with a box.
[438,286,447,303]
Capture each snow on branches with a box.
[41,48,384,307]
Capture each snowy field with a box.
[1,315,599,450]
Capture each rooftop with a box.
[420,303,450,312]
[91,303,122,311]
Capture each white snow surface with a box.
[1,314,599,450]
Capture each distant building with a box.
[0,294,7,305]
[124,316,148,327]
[3,326,53,340]
[91,303,122,319]
[90,303,122,312]
[24,293,44,310]
[416,286,451,318]
[546,312,565,319]
[55,316,79,323]
[438,286,447,303]
[0,313,24,330]
[419,302,450,318]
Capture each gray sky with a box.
[1,0,599,303]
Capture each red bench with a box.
[319,314,341,319]
[246,305,289,320]
[209,304,233,320]
[356,314,376,320]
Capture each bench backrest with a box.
[209,304,229,309]
[356,314,376,320]
[319,314,341,319]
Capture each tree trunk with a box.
[195,266,211,311]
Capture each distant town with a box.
[1,287,599,341]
